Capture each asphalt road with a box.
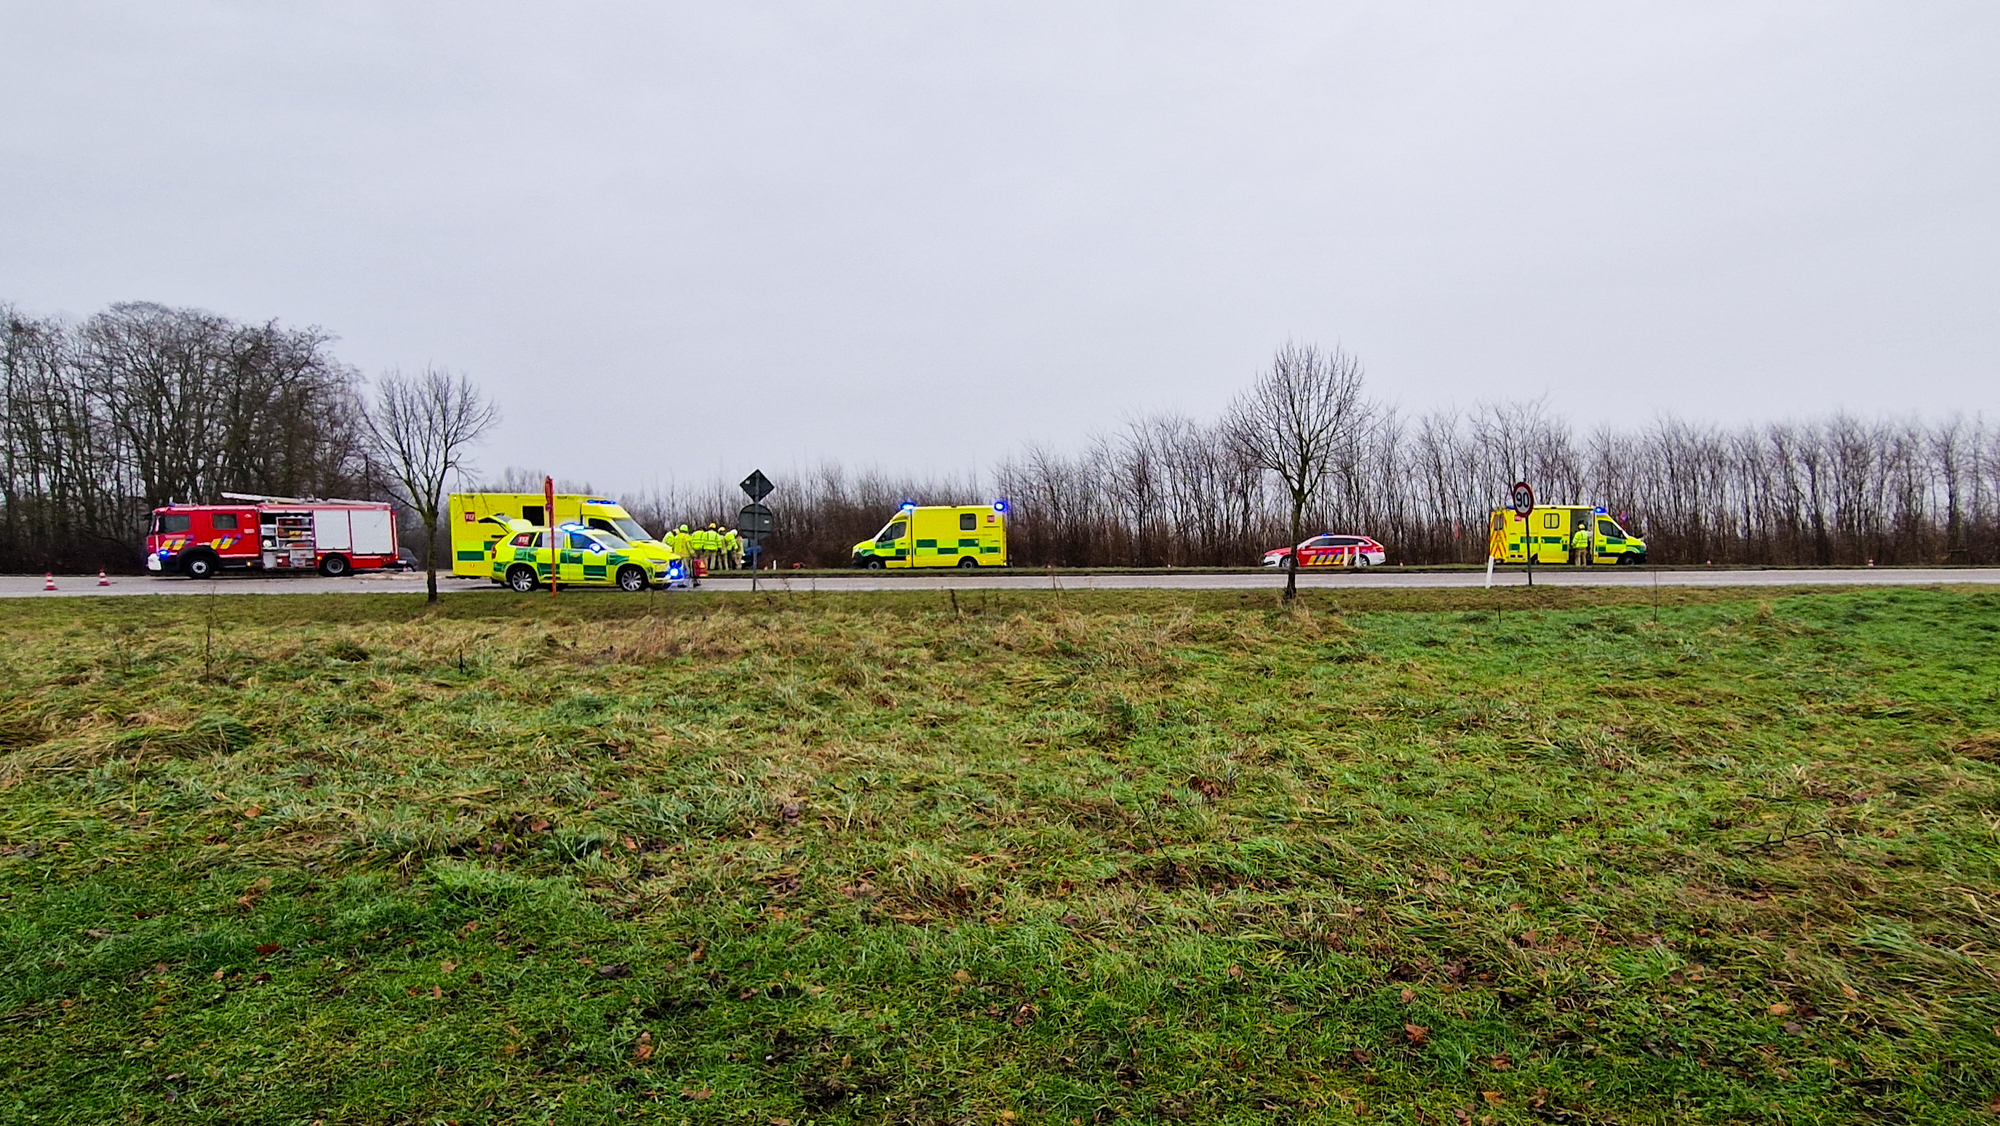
[5,566,1999,598]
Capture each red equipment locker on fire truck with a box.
[146,493,401,579]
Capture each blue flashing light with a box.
[583,498,613,505]
[992,500,1010,514]
[1593,507,1606,514]
[899,501,916,512]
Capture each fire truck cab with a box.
[146,495,400,579]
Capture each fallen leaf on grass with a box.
[1840,984,1859,1000]
[1404,1023,1428,1044]
[254,943,280,956]
[242,805,262,819]
[681,1088,712,1100]
[633,1032,654,1061]
[596,963,631,979]
[1489,1054,1511,1070]
[1768,1002,1790,1016]
[1482,1091,1504,1106]
[1400,988,1414,1003]
[441,961,457,974]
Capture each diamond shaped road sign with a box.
[740,469,774,503]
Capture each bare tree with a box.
[1225,342,1370,601]
[366,367,498,601]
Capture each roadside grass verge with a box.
[2,586,1996,1124]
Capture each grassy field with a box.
[2,585,1996,1125]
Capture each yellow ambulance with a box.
[851,502,1009,569]
[1488,506,1648,565]
[448,493,673,578]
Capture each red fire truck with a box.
[146,493,401,579]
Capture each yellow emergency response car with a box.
[851,502,1009,569]
[449,493,673,577]
[490,521,681,592]
[1489,506,1647,565]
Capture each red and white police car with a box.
[1261,533,1387,569]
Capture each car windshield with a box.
[608,517,651,542]
[593,531,631,549]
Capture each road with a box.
[5,567,1999,598]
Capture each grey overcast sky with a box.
[3,2,1997,491]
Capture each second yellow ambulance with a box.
[851,502,1009,569]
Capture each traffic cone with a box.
[98,569,111,587]
[43,572,57,591]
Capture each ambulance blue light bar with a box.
[900,501,916,512]
[992,500,1010,514]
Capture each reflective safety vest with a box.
[723,530,740,552]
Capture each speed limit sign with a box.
[1511,481,1535,517]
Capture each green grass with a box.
[2,586,1997,1125]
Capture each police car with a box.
[1262,534,1387,568]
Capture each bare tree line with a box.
[988,398,2000,569]
[562,398,1998,571]
[7,304,1996,572]
[2,302,498,584]
[1,302,373,570]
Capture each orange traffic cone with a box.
[98,569,111,587]
[43,572,57,591]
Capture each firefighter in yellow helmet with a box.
[672,523,699,586]
[722,527,741,570]
[703,523,722,572]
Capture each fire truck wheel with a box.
[957,556,979,568]
[318,554,351,577]
[616,565,647,592]
[182,552,218,580]
[506,565,539,592]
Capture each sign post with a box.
[1511,481,1535,589]
[738,470,775,593]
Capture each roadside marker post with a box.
[544,476,558,599]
